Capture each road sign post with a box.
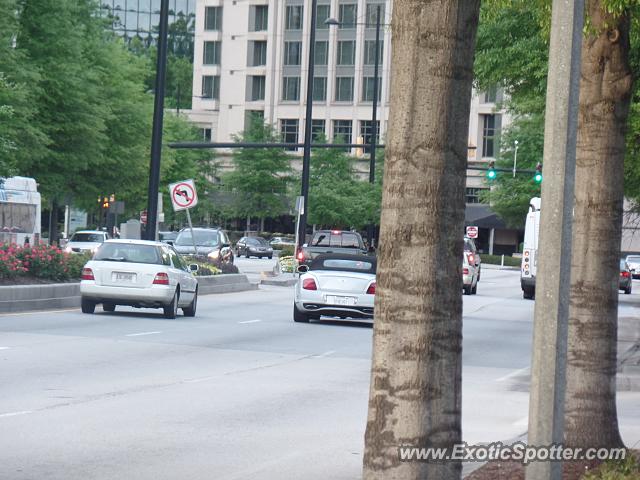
[169,179,199,255]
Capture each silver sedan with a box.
[80,240,199,319]
[293,254,376,322]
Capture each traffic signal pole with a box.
[144,0,169,241]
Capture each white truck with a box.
[520,197,540,299]
[0,176,42,245]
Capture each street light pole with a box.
[512,140,519,178]
[297,0,318,252]
[144,0,169,241]
[367,4,381,247]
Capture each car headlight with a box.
[207,250,219,259]
[64,246,72,253]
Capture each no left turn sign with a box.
[169,179,198,211]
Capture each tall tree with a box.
[224,121,293,231]
[565,0,633,448]
[362,2,480,480]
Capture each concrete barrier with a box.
[0,274,257,313]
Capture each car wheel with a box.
[293,304,310,323]
[523,288,535,300]
[164,290,179,319]
[463,285,471,295]
[268,255,273,260]
[625,285,632,295]
[81,298,95,314]
[183,289,198,317]
[472,283,478,295]
[477,267,481,281]
[103,303,116,312]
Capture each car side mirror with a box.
[222,243,230,248]
[297,265,309,274]
[189,264,199,272]
[166,240,174,245]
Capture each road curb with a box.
[260,274,297,287]
[0,275,257,313]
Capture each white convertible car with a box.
[294,253,376,323]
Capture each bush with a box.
[481,254,521,267]
[181,255,239,275]
[278,255,297,273]
[583,452,639,479]
[0,243,90,281]
[278,245,295,257]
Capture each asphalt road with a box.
[0,267,638,480]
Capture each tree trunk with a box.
[49,200,59,245]
[260,217,265,233]
[246,214,250,233]
[565,0,632,448]
[362,2,480,479]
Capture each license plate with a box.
[112,272,136,282]
[326,295,356,306]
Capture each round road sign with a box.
[171,182,197,210]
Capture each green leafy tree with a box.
[224,121,293,231]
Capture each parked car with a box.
[293,253,376,323]
[620,259,632,295]
[464,236,482,280]
[64,230,110,254]
[236,237,274,259]
[269,236,295,249]
[159,231,178,244]
[173,227,234,264]
[79,239,199,318]
[298,230,368,265]
[625,255,640,279]
[463,252,479,295]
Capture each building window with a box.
[314,41,328,65]
[312,77,327,101]
[483,86,498,103]
[202,75,220,100]
[335,76,354,102]
[203,41,221,65]
[282,76,300,101]
[337,41,355,65]
[250,76,266,101]
[285,5,303,30]
[252,5,268,31]
[362,77,382,102]
[205,7,222,31]
[284,41,302,66]
[482,114,500,158]
[365,3,384,27]
[201,128,212,141]
[364,40,383,65]
[316,4,330,29]
[338,3,357,28]
[312,119,326,142]
[250,41,267,66]
[360,120,380,152]
[333,120,353,150]
[465,188,485,204]
[280,119,299,150]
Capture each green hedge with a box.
[481,254,521,267]
[0,243,91,281]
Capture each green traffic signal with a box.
[534,162,542,183]
[487,169,497,180]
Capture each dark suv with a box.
[173,228,234,263]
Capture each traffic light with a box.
[534,162,543,183]
[486,160,497,181]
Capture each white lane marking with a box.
[496,367,530,383]
[238,319,262,324]
[513,416,529,427]
[0,410,33,418]
[125,331,162,337]
[0,347,9,350]
[312,350,336,358]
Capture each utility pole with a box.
[525,1,583,479]
[144,0,169,241]
[367,4,381,248]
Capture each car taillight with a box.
[302,278,317,290]
[463,268,469,275]
[467,253,475,264]
[153,272,170,285]
[621,271,630,278]
[366,282,376,295]
[81,267,94,281]
[297,250,305,262]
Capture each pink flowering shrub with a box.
[0,243,90,281]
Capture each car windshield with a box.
[248,237,268,246]
[95,243,162,264]
[175,230,220,247]
[626,256,640,263]
[620,260,628,270]
[71,233,105,243]
[312,232,360,248]
[323,259,373,270]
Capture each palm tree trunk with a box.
[362,2,480,479]
[565,0,632,448]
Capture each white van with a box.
[521,197,541,299]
